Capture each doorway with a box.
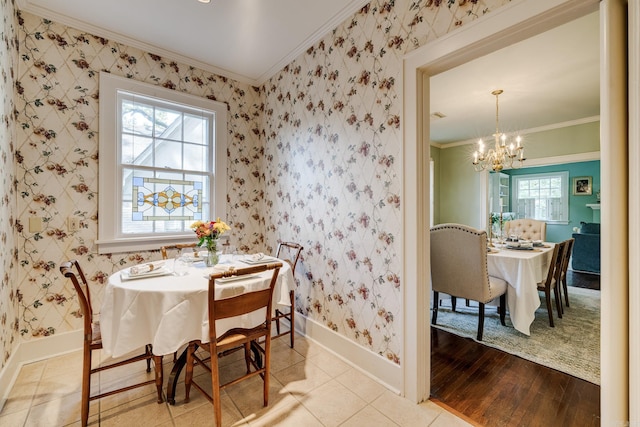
[402,0,630,422]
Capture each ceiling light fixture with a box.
[472,89,525,172]
[198,0,211,3]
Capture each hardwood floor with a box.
[566,269,600,290]
[430,275,601,427]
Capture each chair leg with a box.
[477,303,485,341]
[431,291,439,324]
[81,345,92,427]
[211,343,223,427]
[563,276,570,307]
[451,296,457,311]
[557,284,564,315]
[153,355,164,403]
[554,286,563,318]
[184,342,196,402]
[289,290,295,348]
[263,337,271,407]
[499,294,506,326]
[275,309,282,335]
[243,342,252,374]
[546,290,555,327]
[145,344,152,373]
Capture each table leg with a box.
[165,342,262,405]
[166,346,189,405]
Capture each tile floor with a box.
[0,334,472,426]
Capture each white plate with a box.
[121,267,173,281]
[182,252,206,263]
[240,256,278,265]
[215,274,258,283]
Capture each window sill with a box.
[96,235,228,254]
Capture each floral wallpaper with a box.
[0,0,512,374]
[0,0,18,371]
[13,13,264,340]
[262,0,511,364]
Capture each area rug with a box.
[431,286,600,385]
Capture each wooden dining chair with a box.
[430,223,507,341]
[536,241,566,327]
[184,261,283,427]
[559,237,575,308]
[273,241,303,348]
[160,242,198,260]
[60,260,164,427]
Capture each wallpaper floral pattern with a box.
[261,0,510,363]
[0,0,18,370]
[0,0,511,373]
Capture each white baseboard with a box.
[295,314,402,393]
[0,330,83,412]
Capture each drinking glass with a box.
[173,254,188,276]
[224,245,237,263]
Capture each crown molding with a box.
[16,0,370,87]
[431,115,601,149]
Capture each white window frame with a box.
[97,72,227,253]
[512,171,569,224]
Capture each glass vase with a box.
[205,239,219,267]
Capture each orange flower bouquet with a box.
[190,218,231,266]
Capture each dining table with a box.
[487,242,556,335]
[100,252,295,404]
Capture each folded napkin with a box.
[212,265,234,273]
[250,253,265,261]
[129,261,165,276]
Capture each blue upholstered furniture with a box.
[571,222,600,274]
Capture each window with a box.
[513,172,569,224]
[98,73,227,253]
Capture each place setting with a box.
[120,260,173,281]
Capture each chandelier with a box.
[472,89,525,172]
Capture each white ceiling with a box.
[17,0,370,86]
[430,11,600,145]
[17,2,599,145]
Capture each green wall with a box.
[430,145,441,225]
[433,121,600,237]
[436,143,483,229]
[507,160,600,242]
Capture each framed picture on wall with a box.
[572,176,592,196]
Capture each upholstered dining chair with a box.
[273,241,303,348]
[430,223,507,341]
[160,242,198,260]
[60,260,163,427]
[536,241,566,327]
[503,218,547,241]
[184,261,283,427]
[559,238,575,308]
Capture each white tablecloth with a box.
[487,243,555,335]
[100,254,294,358]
